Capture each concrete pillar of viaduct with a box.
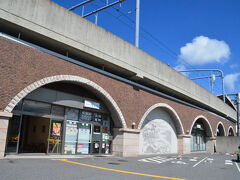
[177,134,191,154]
[0,111,12,158]
[206,137,216,153]
[112,128,141,157]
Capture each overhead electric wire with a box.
[70,0,224,95]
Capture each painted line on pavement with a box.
[235,162,240,173]
[193,157,208,168]
[51,158,187,180]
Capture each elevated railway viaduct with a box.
[0,0,237,157]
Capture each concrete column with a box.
[112,128,140,157]
[0,111,12,158]
[112,128,124,156]
[178,134,191,154]
[206,137,216,153]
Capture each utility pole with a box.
[226,93,240,136]
[237,93,240,136]
[135,0,140,47]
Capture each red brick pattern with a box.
[0,37,236,136]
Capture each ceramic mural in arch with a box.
[139,108,178,154]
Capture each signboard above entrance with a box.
[84,100,100,110]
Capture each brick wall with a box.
[0,37,236,136]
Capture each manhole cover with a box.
[95,155,106,158]
[108,162,120,165]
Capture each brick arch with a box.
[216,122,226,136]
[4,75,126,128]
[227,126,235,136]
[138,103,184,135]
[190,115,214,137]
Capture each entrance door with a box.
[191,132,206,151]
[5,115,21,154]
[19,115,50,153]
[92,125,101,154]
[48,120,63,154]
[76,122,92,154]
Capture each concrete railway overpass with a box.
[0,0,237,158]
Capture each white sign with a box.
[84,100,100,109]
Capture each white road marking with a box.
[138,156,177,164]
[171,161,187,165]
[193,157,208,168]
[189,159,197,162]
[204,158,214,163]
[206,158,213,161]
[225,160,233,165]
[139,156,189,165]
[235,162,240,173]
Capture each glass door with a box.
[48,120,63,154]
[64,120,78,154]
[76,123,92,154]
[92,125,101,154]
[5,115,21,154]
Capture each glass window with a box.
[6,115,21,153]
[93,113,102,123]
[79,111,92,121]
[48,120,63,154]
[76,123,91,154]
[64,120,78,154]
[23,100,51,115]
[102,120,110,133]
[65,108,79,120]
[51,105,64,117]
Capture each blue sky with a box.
[51,0,240,96]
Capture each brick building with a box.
[0,0,237,158]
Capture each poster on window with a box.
[77,143,89,154]
[64,120,78,154]
[52,122,61,137]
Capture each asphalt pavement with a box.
[0,153,239,180]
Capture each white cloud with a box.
[174,64,189,76]
[230,64,238,69]
[224,73,240,92]
[179,36,230,66]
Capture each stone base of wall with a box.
[178,134,191,154]
[0,111,12,158]
[206,137,216,153]
[112,128,140,157]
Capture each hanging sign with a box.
[84,100,100,109]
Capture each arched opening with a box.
[228,126,234,136]
[5,75,125,155]
[139,103,183,155]
[190,116,213,152]
[216,122,225,136]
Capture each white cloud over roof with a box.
[179,36,230,66]
[224,73,240,92]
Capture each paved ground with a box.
[0,153,239,180]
